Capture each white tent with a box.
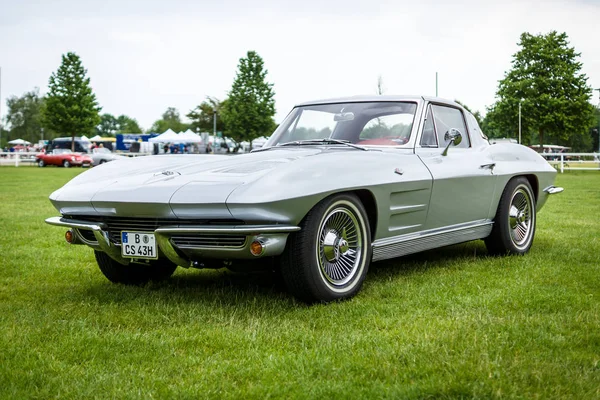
[176,130,203,143]
[81,135,90,141]
[8,139,31,145]
[90,135,103,141]
[149,129,180,143]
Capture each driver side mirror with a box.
[441,128,462,156]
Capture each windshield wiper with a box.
[277,139,368,151]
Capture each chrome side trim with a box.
[45,216,130,265]
[543,185,564,194]
[372,220,493,262]
[154,225,301,234]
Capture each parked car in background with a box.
[46,95,563,303]
[37,149,92,168]
[91,147,126,166]
[48,137,92,153]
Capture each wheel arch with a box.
[296,189,378,239]
[348,189,378,239]
[522,174,539,203]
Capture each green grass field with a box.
[1,168,599,399]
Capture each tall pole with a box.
[518,100,522,144]
[435,72,438,97]
[0,66,2,148]
[595,88,600,153]
[213,111,217,136]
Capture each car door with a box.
[415,103,497,230]
[45,153,57,166]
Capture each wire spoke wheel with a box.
[280,193,372,303]
[508,187,534,248]
[317,206,363,287]
[485,177,536,256]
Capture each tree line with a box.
[2,31,599,151]
[1,50,276,151]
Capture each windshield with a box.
[266,102,417,147]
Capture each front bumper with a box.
[45,216,299,267]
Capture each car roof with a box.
[295,95,462,108]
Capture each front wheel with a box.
[485,177,536,255]
[281,193,372,303]
[94,251,177,284]
[62,160,71,168]
[37,159,45,167]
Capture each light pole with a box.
[213,110,217,137]
[595,88,600,153]
[518,98,523,144]
[0,66,3,148]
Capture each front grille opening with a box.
[171,235,247,249]
[63,215,244,245]
[77,229,97,242]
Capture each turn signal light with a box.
[65,230,74,244]
[250,240,264,256]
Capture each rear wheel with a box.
[37,159,45,167]
[62,160,71,168]
[94,250,177,284]
[281,193,372,303]
[485,177,536,255]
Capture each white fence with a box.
[0,152,39,167]
[0,152,153,167]
[541,153,600,173]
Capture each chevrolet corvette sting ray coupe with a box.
[46,96,563,303]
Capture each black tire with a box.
[62,160,71,168]
[485,177,536,256]
[99,159,107,164]
[94,250,177,285]
[281,193,372,303]
[38,159,45,167]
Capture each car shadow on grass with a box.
[72,241,492,307]
[368,240,489,279]
[77,266,299,310]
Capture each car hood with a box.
[49,149,324,218]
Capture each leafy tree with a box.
[116,115,143,133]
[43,52,101,150]
[221,51,275,149]
[5,88,49,144]
[0,126,9,149]
[96,113,143,135]
[150,107,188,133]
[187,97,226,134]
[485,31,595,149]
[96,113,118,136]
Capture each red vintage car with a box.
[36,149,92,168]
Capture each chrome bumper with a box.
[45,216,300,267]
[543,185,564,194]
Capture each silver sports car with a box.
[46,96,563,303]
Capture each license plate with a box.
[121,231,158,259]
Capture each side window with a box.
[420,105,437,147]
[431,105,471,148]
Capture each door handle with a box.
[480,163,496,170]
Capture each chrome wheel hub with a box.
[323,230,350,262]
[317,206,363,287]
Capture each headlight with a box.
[71,156,76,161]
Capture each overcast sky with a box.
[1,0,599,131]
